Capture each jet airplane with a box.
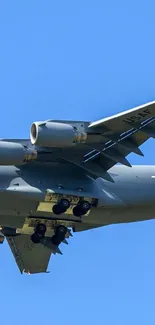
[1,101,155,274]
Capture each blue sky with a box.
[0,0,155,324]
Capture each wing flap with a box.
[62,116,155,176]
[82,104,155,171]
[7,235,52,274]
[90,129,150,171]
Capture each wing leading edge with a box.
[2,102,155,181]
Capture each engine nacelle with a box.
[30,121,87,148]
[0,141,37,165]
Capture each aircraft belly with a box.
[109,184,155,207]
[0,166,99,229]
[82,205,155,228]
[94,206,155,225]
[0,165,155,231]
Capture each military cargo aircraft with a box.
[0,101,155,274]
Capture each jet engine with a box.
[0,141,37,165]
[30,121,87,147]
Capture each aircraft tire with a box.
[79,200,91,212]
[51,225,67,246]
[59,199,70,210]
[52,201,70,215]
[31,233,41,244]
[73,201,91,217]
[52,204,64,215]
[35,223,46,235]
[73,206,83,217]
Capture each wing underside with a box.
[60,101,155,179]
[2,102,155,181]
[7,235,52,274]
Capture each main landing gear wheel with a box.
[73,200,91,217]
[52,199,70,215]
[35,223,46,235]
[31,233,41,244]
[51,225,67,246]
[31,223,47,244]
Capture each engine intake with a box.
[30,121,87,148]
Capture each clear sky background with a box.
[0,1,155,324]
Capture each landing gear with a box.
[31,232,41,244]
[31,223,47,244]
[51,225,67,246]
[73,200,91,217]
[0,234,4,244]
[52,199,70,215]
[35,223,46,234]
[31,221,69,247]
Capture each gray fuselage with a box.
[0,164,154,231]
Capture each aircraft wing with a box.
[60,101,155,179]
[89,101,155,130]
[6,235,52,274]
[3,101,155,181]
